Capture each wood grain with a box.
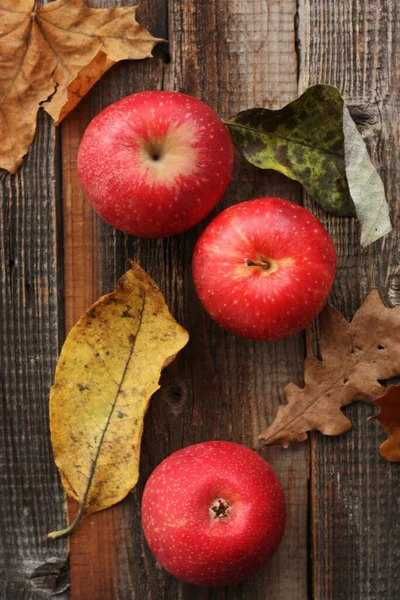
[62,101,99,334]
[299,0,400,598]
[0,112,68,598]
[84,0,309,598]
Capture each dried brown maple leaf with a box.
[259,289,400,447]
[0,0,162,173]
[371,385,400,462]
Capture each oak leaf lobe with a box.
[260,289,400,447]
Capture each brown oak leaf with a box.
[259,289,400,447]
[371,385,400,462]
[0,0,163,173]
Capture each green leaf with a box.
[226,84,355,217]
[226,84,392,245]
[343,105,392,246]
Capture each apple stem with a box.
[245,258,270,270]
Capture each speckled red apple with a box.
[141,441,285,587]
[192,197,336,341]
[77,91,233,238]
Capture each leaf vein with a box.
[58,289,147,536]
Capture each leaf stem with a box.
[47,503,86,539]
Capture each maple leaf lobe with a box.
[0,0,162,173]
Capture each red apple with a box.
[77,91,233,238]
[192,197,336,340]
[141,441,285,587]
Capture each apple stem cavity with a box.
[245,258,271,270]
[147,143,162,161]
[210,497,231,519]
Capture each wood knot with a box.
[388,274,400,307]
[30,557,70,595]
[347,102,381,139]
[165,379,187,414]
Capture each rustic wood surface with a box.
[0,111,68,599]
[0,0,399,599]
[300,1,400,598]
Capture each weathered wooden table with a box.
[1,1,399,598]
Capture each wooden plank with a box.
[298,0,400,598]
[61,93,112,600]
[90,1,309,598]
[62,99,99,335]
[60,2,169,599]
[0,111,68,597]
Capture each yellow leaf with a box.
[0,0,163,173]
[48,262,188,538]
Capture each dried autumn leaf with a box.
[343,105,392,246]
[371,385,400,462]
[48,262,188,538]
[0,0,162,173]
[259,289,400,447]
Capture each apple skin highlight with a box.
[193,197,337,341]
[141,441,286,587]
[77,91,233,238]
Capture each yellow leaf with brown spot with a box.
[48,262,188,538]
[0,0,163,173]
